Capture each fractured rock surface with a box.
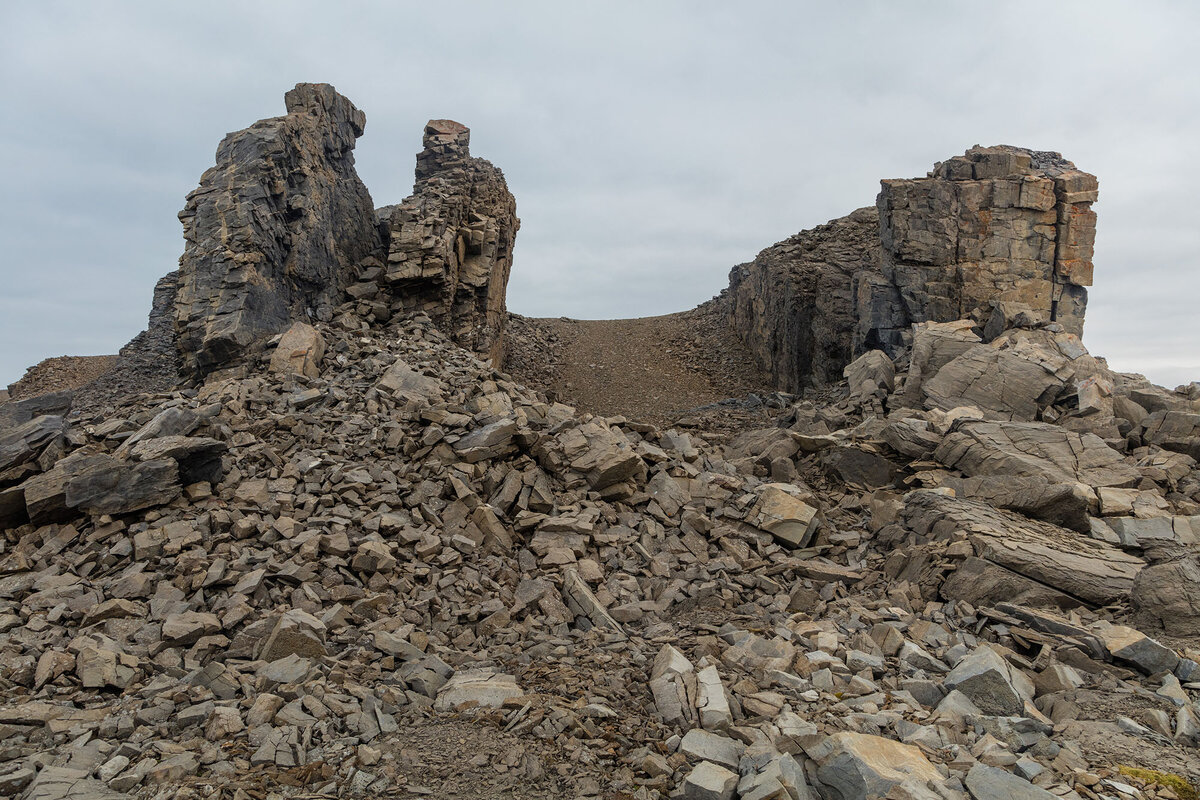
[2,98,1199,800]
[376,119,519,366]
[171,83,381,378]
[723,145,1100,392]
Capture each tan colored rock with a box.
[935,419,1138,489]
[269,322,325,378]
[814,731,943,800]
[1092,622,1179,674]
[433,670,522,710]
[747,483,820,548]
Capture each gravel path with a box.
[505,304,775,428]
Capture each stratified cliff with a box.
[375,120,519,366]
[722,145,1099,393]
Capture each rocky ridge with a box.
[1,85,1199,800]
[722,145,1099,393]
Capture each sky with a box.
[1,1,1198,389]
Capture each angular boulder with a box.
[1131,556,1200,636]
[0,414,64,475]
[899,490,1145,607]
[269,322,326,379]
[935,419,1138,489]
[747,483,821,548]
[814,731,943,800]
[943,646,1031,716]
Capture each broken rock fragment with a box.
[433,670,522,711]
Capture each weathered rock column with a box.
[378,120,519,367]
[170,83,382,377]
[856,145,1098,355]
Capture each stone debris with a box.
[1,91,1198,800]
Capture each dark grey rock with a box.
[171,83,382,377]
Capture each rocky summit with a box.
[1,84,1198,800]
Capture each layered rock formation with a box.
[374,119,519,366]
[859,145,1098,354]
[5,90,1200,800]
[723,145,1098,393]
[725,208,880,391]
[170,83,381,378]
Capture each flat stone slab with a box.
[433,670,523,711]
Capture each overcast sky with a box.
[2,1,1197,390]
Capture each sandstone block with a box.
[269,322,325,378]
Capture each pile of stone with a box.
[1,299,1197,799]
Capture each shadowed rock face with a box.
[170,83,382,378]
[724,207,881,392]
[723,145,1098,393]
[376,119,519,366]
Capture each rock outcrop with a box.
[723,145,1098,393]
[724,207,880,391]
[860,145,1098,353]
[373,119,519,366]
[170,83,381,378]
[4,94,1200,800]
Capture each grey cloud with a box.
[2,0,1198,389]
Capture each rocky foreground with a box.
[1,302,1198,800]
[0,82,1198,800]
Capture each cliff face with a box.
[377,120,519,366]
[169,84,383,378]
[725,208,880,391]
[723,145,1098,393]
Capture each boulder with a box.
[899,491,1145,607]
[0,414,64,474]
[680,729,743,770]
[1131,556,1200,636]
[964,762,1057,800]
[1138,410,1200,459]
[433,670,522,710]
[64,456,180,516]
[117,406,200,453]
[894,320,981,409]
[680,761,738,800]
[259,609,327,661]
[945,475,1092,532]
[747,483,821,547]
[696,665,733,730]
[813,731,943,800]
[843,350,894,397]
[269,322,326,378]
[943,646,1031,716]
[128,435,227,485]
[935,419,1139,489]
[921,329,1108,421]
[922,343,1064,421]
[1091,622,1179,675]
[377,359,443,403]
